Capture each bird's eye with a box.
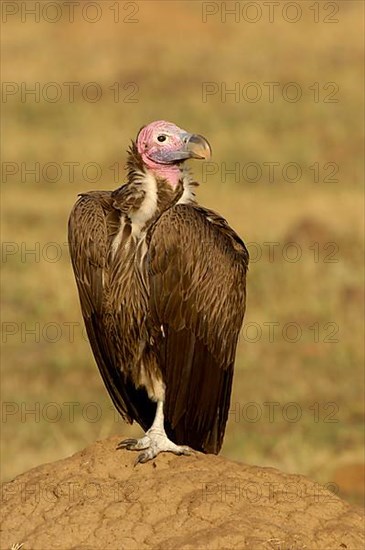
[157,135,167,142]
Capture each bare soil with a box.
[1,436,364,549]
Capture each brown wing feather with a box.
[147,204,249,453]
[68,192,155,430]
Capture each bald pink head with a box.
[136,120,211,187]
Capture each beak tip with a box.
[186,133,212,161]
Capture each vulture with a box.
[68,120,249,463]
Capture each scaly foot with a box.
[117,429,191,465]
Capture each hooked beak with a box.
[153,132,212,164]
[183,133,212,160]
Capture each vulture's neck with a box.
[114,144,198,238]
[127,142,197,201]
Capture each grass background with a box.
[1,1,364,506]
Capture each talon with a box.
[134,452,150,466]
[117,405,194,463]
[117,438,138,450]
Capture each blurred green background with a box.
[1,1,364,507]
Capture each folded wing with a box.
[68,192,156,430]
[147,204,249,453]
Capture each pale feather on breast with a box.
[130,172,158,236]
[111,171,158,257]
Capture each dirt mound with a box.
[1,436,364,550]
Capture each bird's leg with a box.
[117,400,191,464]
